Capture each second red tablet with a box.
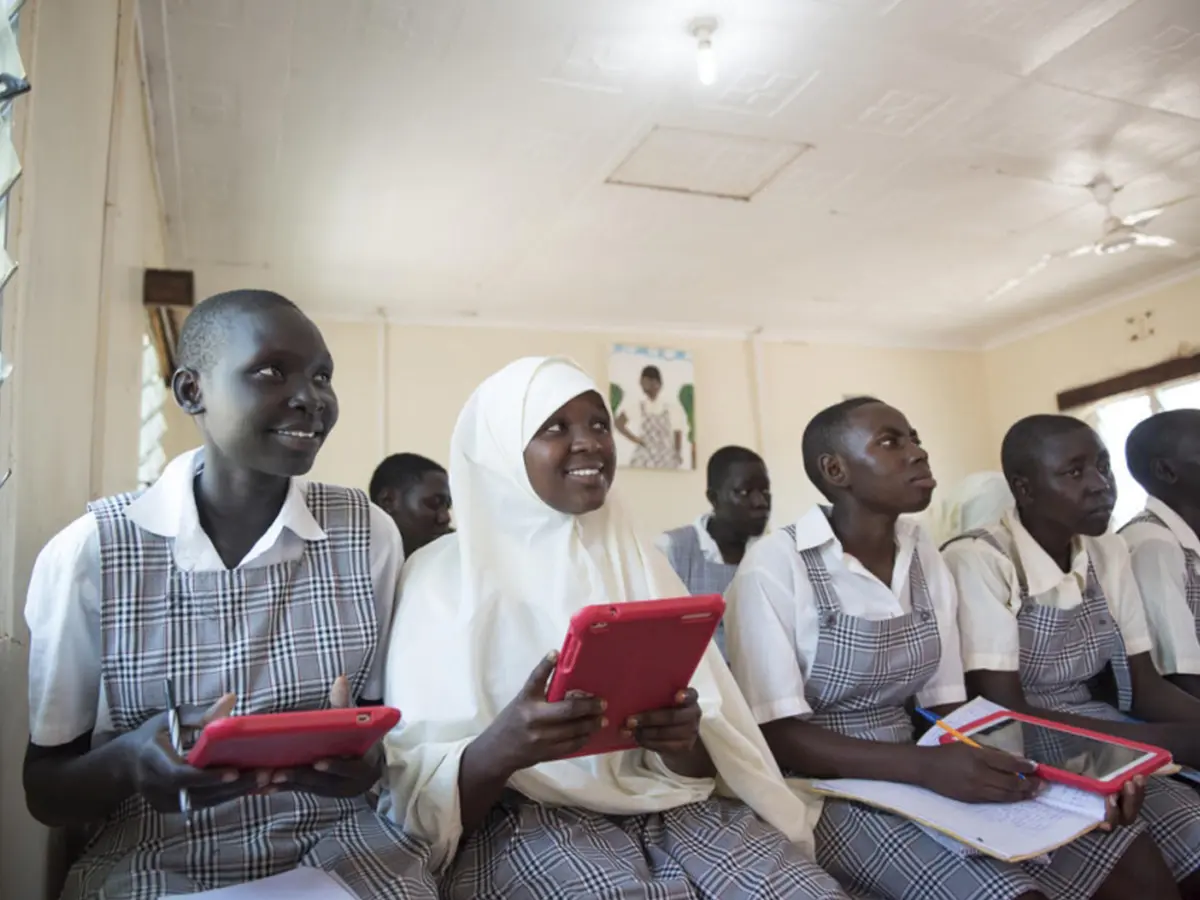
[546,594,724,758]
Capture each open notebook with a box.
[811,698,1110,863]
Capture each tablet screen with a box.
[967,717,1152,782]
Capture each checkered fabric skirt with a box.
[63,799,438,900]
[814,798,1141,900]
[444,793,852,900]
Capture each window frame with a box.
[1069,373,1200,528]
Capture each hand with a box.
[1098,776,1144,831]
[127,693,258,812]
[624,689,702,756]
[269,676,383,799]
[917,742,1040,804]
[473,651,607,777]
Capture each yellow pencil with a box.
[916,707,982,748]
[916,707,1025,778]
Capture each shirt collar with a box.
[1002,509,1088,596]
[692,513,722,561]
[125,448,327,554]
[692,512,761,564]
[1146,496,1200,554]
[791,504,920,559]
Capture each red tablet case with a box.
[545,594,724,759]
[187,706,401,770]
[937,709,1171,794]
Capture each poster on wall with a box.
[609,344,696,471]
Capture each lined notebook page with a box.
[811,778,1102,862]
[914,697,1006,747]
[160,868,354,899]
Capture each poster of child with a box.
[609,344,695,471]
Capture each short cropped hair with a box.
[801,397,881,499]
[1000,414,1091,482]
[176,289,300,374]
[1126,410,1199,492]
[706,446,764,491]
[369,453,446,504]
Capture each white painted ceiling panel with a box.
[138,0,1200,347]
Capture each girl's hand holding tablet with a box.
[622,688,702,755]
[477,651,608,775]
[124,693,259,812]
[622,688,713,777]
[266,676,388,799]
[1099,777,1145,831]
[917,742,1039,804]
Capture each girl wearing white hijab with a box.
[384,357,849,900]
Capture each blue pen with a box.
[916,706,1025,780]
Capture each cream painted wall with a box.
[164,273,1200,545]
[0,2,166,897]
[159,269,1200,538]
[983,273,1200,455]
[165,294,996,539]
[758,341,995,523]
[379,325,764,537]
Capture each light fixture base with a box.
[689,16,718,40]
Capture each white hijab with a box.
[929,471,1015,547]
[383,357,819,868]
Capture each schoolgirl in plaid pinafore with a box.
[662,524,738,656]
[947,529,1200,883]
[61,482,438,900]
[1121,510,1200,642]
[792,524,1140,900]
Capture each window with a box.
[138,334,167,488]
[1073,375,1200,528]
[0,0,24,483]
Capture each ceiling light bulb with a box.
[696,37,716,85]
[691,21,717,86]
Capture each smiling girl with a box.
[23,291,436,899]
[382,356,850,900]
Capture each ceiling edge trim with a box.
[980,260,1200,352]
[300,307,977,352]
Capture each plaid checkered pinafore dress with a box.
[947,529,1200,884]
[794,526,1140,900]
[630,400,679,469]
[1121,510,1200,644]
[61,484,438,900]
[443,524,849,900]
[445,791,851,900]
[662,525,738,656]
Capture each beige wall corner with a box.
[983,275,1200,458]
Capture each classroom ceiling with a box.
[138,0,1200,347]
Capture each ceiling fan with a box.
[984,174,1191,303]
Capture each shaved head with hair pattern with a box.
[176,289,300,375]
[801,396,882,500]
[1000,414,1093,483]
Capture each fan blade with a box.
[983,244,1096,303]
[1123,207,1164,226]
[1122,194,1195,227]
[1132,233,1176,249]
[984,255,1052,302]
